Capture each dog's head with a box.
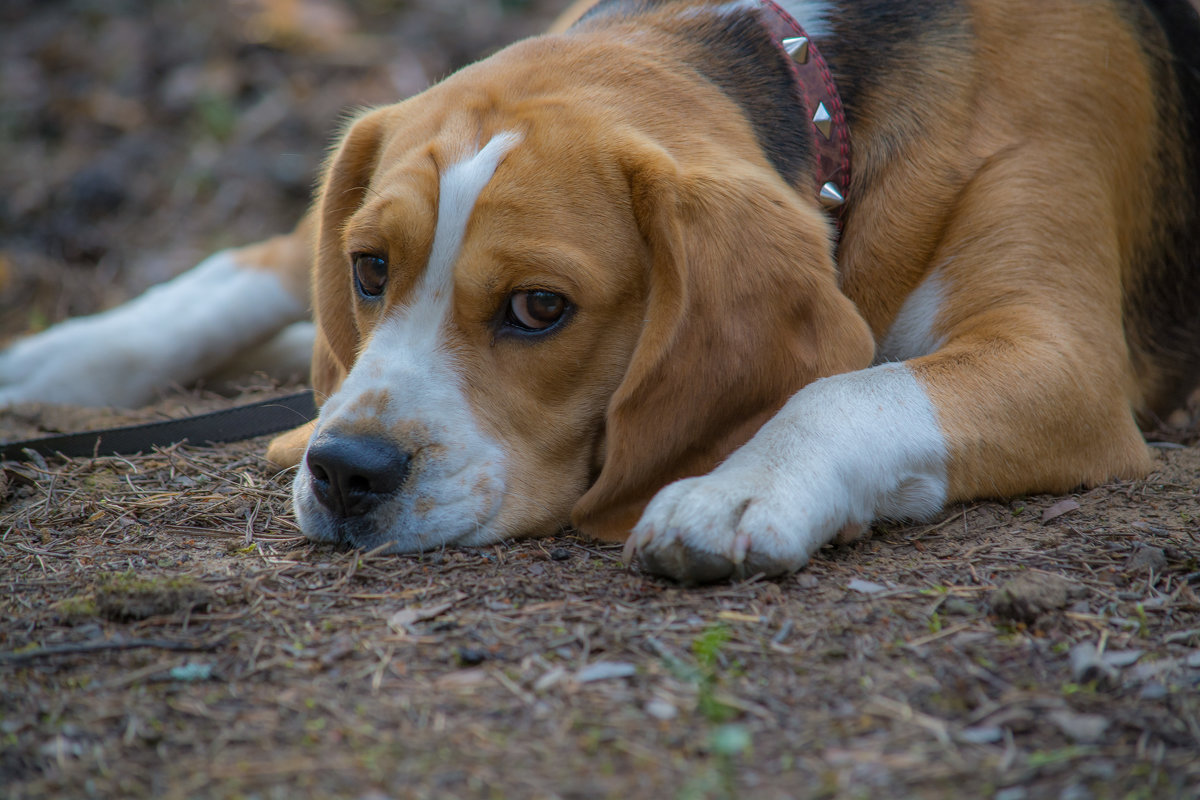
[283,30,873,552]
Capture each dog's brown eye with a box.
[353,254,388,298]
[507,290,567,332]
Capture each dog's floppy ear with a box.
[266,114,385,469]
[263,322,344,466]
[309,108,389,401]
[571,140,876,541]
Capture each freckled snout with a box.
[305,434,411,518]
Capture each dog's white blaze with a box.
[0,251,305,407]
[425,132,522,304]
[877,269,947,363]
[633,363,949,574]
[375,130,522,357]
[298,132,522,550]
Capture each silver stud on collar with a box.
[812,102,832,140]
[819,182,845,208]
[782,35,809,64]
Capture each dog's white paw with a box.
[625,466,835,584]
[623,366,951,585]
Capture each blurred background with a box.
[0,0,571,340]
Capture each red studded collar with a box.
[757,1,851,227]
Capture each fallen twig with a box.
[0,636,222,664]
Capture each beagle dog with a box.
[2,0,1199,583]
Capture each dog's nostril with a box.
[346,475,371,495]
[305,434,411,518]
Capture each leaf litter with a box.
[3,410,1198,798]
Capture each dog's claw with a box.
[621,529,640,566]
[732,532,750,564]
[638,534,737,585]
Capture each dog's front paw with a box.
[625,468,838,584]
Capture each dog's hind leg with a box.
[0,215,315,408]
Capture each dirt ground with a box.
[2,1,1200,798]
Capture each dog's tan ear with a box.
[571,142,876,541]
[266,111,386,468]
[310,108,388,398]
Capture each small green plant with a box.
[1060,681,1098,696]
[692,624,736,723]
[671,624,754,800]
[1025,745,1091,768]
[1133,603,1151,637]
[193,93,236,141]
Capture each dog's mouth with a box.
[301,514,418,556]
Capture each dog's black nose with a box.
[306,435,411,518]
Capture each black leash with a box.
[0,390,317,462]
